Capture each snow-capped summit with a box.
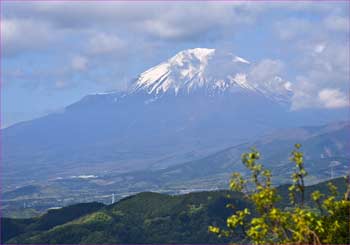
[166,48,217,82]
[133,48,249,95]
[5,48,346,191]
[132,48,292,102]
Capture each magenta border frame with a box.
[0,0,349,245]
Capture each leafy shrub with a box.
[209,144,350,244]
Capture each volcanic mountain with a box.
[132,48,292,101]
[2,48,346,189]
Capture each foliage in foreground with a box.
[1,177,347,244]
[209,144,350,244]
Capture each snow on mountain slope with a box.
[132,48,292,102]
[3,48,347,192]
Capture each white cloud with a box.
[248,59,285,83]
[2,19,17,43]
[87,33,124,55]
[318,89,348,108]
[71,55,88,71]
[3,2,263,42]
[143,20,187,39]
[274,18,314,41]
[292,72,349,110]
[291,76,319,110]
[138,3,259,40]
[3,2,347,58]
[314,43,326,54]
[324,15,349,32]
[246,59,292,99]
[1,18,57,57]
[3,1,349,113]
[275,13,349,111]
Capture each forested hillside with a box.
[2,177,347,244]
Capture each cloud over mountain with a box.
[2,1,348,126]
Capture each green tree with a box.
[209,144,350,244]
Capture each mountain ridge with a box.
[2,177,347,244]
[2,120,348,220]
[2,48,348,198]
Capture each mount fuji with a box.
[2,48,347,189]
[132,48,292,102]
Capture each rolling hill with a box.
[2,120,349,218]
[2,177,348,244]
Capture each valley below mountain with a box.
[1,48,349,217]
[1,177,347,244]
[3,1,350,243]
[2,120,349,218]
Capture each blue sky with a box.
[1,1,349,127]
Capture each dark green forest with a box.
[1,177,348,244]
